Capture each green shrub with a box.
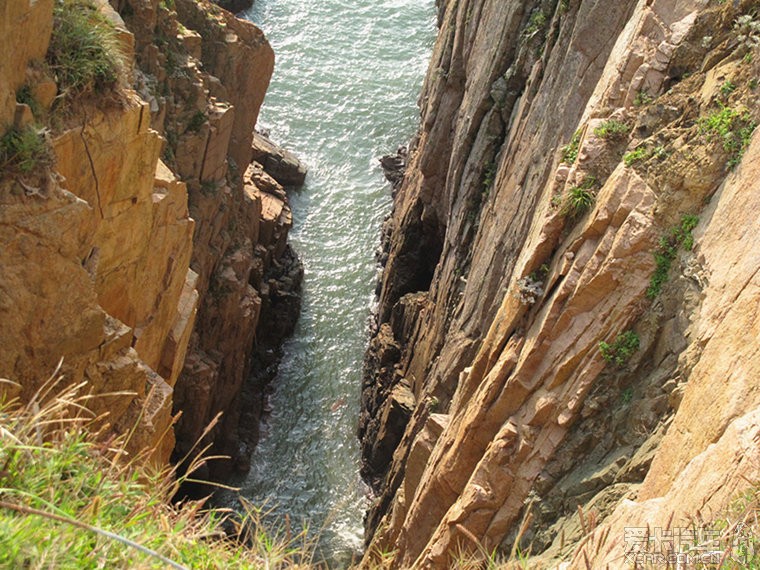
[0,126,50,174]
[560,129,582,164]
[646,215,699,299]
[599,330,640,367]
[524,10,547,36]
[633,90,653,107]
[186,111,207,133]
[720,79,737,96]
[623,146,649,166]
[593,119,630,139]
[561,176,596,218]
[47,0,126,97]
[698,103,757,169]
[16,85,42,119]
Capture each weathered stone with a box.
[251,131,308,187]
[360,0,760,567]
[0,0,296,479]
[0,0,53,130]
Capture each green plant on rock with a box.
[0,125,51,174]
[623,146,649,166]
[47,0,126,98]
[524,10,547,37]
[652,145,668,160]
[646,214,699,299]
[720,79,737,97]
[698,103,757,169]
[561,129,582,164]
[16,85,42,119]
[482,160,497,198]
[633,90,653,107]
[599,330,640,368]
[593,119,630,139]
[186,111,207,134]
[561,176,597,218]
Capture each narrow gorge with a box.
[1,0,760,569]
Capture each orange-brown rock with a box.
[1,92,197,465]
[108,0,301,475]
[251,131,308,187]
[567,122,760,569]
[0,0,53,130]
[361,0,760,567]
[1,0,300,476]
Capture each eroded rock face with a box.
[567,122,760,569]
[0,0,53,130]
[1,0,302,473]
[252,131,308,188]
[111,0,302,477]
[362,0,760,567]
[0,2,196,464]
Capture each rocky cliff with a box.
[0,0,301,473]
[361,0,760,567]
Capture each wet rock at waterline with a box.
[252,130,308,187]
[379,146,407,192]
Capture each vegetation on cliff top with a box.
[47,0,126,100]
[0,373,313,569]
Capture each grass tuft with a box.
[593,119,630,139]
[0,125,51,175]
[560,129,582,164]
[47,0,126,99]
[560,176,597,218]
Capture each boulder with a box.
[251,131,308,187]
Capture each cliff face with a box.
[0,0,300,472]
[361,0,760,567]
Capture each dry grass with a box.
[0,363,316,569]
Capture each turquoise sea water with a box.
[234,0,436,562]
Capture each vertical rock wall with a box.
[361,0,760,567]
[0,0,302,473]
[1,1,196,463]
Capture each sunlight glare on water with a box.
[232,0,436,564]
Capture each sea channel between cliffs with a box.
[222,0,437,564]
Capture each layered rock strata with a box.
[0,0,303,474]
[361,0,760,567]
